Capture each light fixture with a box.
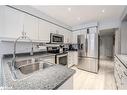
[102,9,105,13]
[68,7,71,12]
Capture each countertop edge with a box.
[53,69,75,90]
[115,55,127,69]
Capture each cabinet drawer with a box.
[40,57,55,64]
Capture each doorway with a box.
[99,29,115,60]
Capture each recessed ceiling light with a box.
[77,17,80,20]
[68,7,71,11]
[102,9,105,13]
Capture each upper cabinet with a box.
[38,19,50,42]
[24,14,38,40]
[0,6,39,41]
[0,6,24,38]
[0,6,5,36]
[72,31,79,43]
[0,6,71,43]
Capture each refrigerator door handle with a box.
[85,38,88,56]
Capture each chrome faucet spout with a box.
[12,34,33,79]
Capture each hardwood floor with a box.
[71,60,117,90]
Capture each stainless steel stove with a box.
[47,46,68,66]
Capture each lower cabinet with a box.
[114,56,127,89]
[68,51,78,68]
[39,55,55,64]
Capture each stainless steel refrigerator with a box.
[77,27,99,73]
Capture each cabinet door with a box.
[0,6,5,37]
[65,31,71,43]
[72,32,77,43]
[24,14,38,40]
[68,31,72,43]
[73,51,78,65]
[38,19,50,42]
[80,29,87,35]
[62,29,68,43]
[68,52,74,67]
[40,56,55,64]
[3,7,24,38]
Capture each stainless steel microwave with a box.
[50,33,64,43]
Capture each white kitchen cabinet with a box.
[72,30,81,43]
[80,29,87,35]
[1,6,24,38]
[62,29,70,43]
[66,31,72,43]
[64,31,68,43]
[24,14,38,40]
[43,56,55,64]
[0,6,72,43]
[68,51,78,68]
[38,19,50,42]
[72,32,77,43]
[39,55,55,64]
[0,6,5,37]
[68,31,72,43]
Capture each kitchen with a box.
[0,5,127,90]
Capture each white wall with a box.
[100,35,114,59]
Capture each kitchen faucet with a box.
[11,32,33,79]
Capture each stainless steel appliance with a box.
[77,28,99,73]
[47,46,68,66]
[50,33,64,44]
[56,53,68,66]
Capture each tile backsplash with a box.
[0,41,46,55]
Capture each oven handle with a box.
[56,54,68,57]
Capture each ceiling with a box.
[32,5,125,27]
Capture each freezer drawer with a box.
[77,57,98,73]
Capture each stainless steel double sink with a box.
[10,58,54,75]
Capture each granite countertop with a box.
[3,53,75,90]
[115,54,127,68]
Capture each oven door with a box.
[56,53,68,66]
